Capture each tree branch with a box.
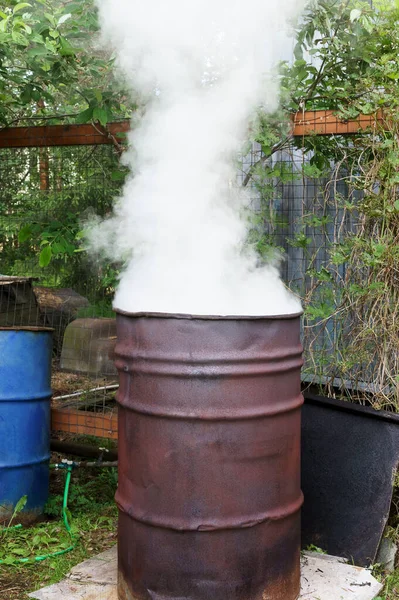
[243,0,352,188]
[242,136,292,187]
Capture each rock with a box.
[376,537,398,573]
[60,318,117,378]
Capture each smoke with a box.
[91,0,305,316]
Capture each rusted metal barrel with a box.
[115,311,303,600]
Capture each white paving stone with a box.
[29,547,383,600]
[300,552,383,600]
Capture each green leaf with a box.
[20,85,32,103]
[28,46,50,58]
[111,170,126,181]
[40,60,51,72]
[75,230,86,240]
[58,13,72,25]
[303,163,323,179]
[58,36,75,57]
[39,245,52,267]
[75,107,93,124]
[350,9,362,22]
[21,22,31,34]
[18,224,32,242]
[44,38,57,53]
[14,495,28,513]
[11,29,28,46]
[394,200,399,212]
[13,3,32,14]
[31,89,41,101]
[44,12,56,27]
[12,548,27,556]
[64,242,76,256]
[290,233,311,249]
[52,242,66,255]
[93,106,108,127]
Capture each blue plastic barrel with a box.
[0,327,53,523]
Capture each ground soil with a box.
[51,364,117,400]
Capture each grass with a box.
[0,457,118,600]
[376,569,399,599]
[377,480,399,598]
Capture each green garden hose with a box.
[0,465,76,565]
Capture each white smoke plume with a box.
[91,0,306,316]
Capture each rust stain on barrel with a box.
[115,311,304,600]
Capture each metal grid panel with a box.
[0,121,379,437]
[0,143,122,439]
[241,141,362,392]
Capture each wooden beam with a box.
[0,121,130,149]
[51,407,118,440]
[0,111,385,149]
[292,110,381,137]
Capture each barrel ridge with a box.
[115,491,304,532]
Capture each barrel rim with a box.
[0,326,54,332]
[114,309,303,321]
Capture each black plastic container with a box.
[301,392,399,566]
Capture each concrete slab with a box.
[68,547,117,586]
[300,552,383,600]
[28,581,117,600]
[29,547,383,600]
[28,548,118,600]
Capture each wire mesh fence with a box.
[0,141,123,438]
[241,139,373,402]
[0,116,391,437]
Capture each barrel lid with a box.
[0,326,54,332]
[114,309,303,320]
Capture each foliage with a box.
[375,567,399,600]
[305,544,327,554]
[0,1,130,310]
[44,467,117,517]
[0,144,126,305]
[0,520,75,565]
[18,212,83,269]
[0,0,133,126]
[283,0,379,114]
[0,464,117,600]
[248,0,399,411]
